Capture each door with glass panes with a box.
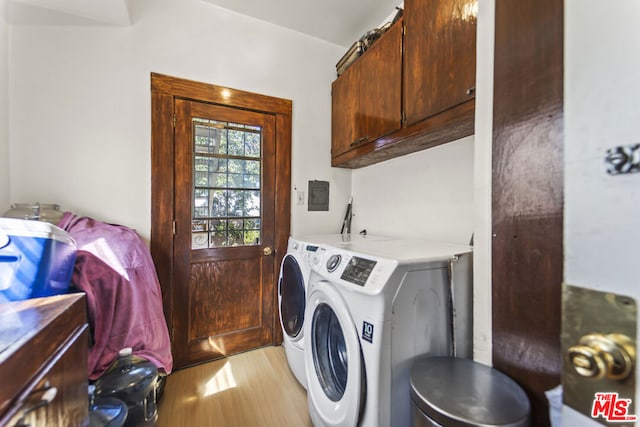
[172,99,276,367]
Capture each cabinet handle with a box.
[13,386,58,427]
[466,86,476,96]
[350,136,368,147]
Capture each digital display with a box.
[340,256,377,286]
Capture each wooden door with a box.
[172,100,276,368]
[403,0,477,126]
[150,73,292,371]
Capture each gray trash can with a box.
[410,356,530,427]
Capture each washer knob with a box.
[326,254,341,272]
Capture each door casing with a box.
[150,73,292,359]
[492,0,564,424]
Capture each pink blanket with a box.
[58,212,173,380]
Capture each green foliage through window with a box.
[191,118,261,248]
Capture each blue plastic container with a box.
[0,218,77,302]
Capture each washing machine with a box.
[278,236,326,388]
[303,238,473,427]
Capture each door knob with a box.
[263,246,273,256]
[567,333,635,381]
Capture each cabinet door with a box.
[4,327,88,427]
[404,0,477,126]
[332,20,403,160]
[331,63,359,157]
[358,20,403,145]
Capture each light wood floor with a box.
[156,346,312,427]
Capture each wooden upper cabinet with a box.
[404,0,477,126]
[331,60,359,158]
[331,2,476,168]
[331,19,402,159]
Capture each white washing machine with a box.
[278,236,328,388]
[303,238,473,427]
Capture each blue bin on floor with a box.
[0,218,77,302]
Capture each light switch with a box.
[296,191,305,205]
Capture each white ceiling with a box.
[200,0,402,47]
[8,0,402,47]
[10,0,132,25]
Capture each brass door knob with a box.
[567,333,635,380]
[263,246,273,256]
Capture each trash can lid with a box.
[410,356,530,427]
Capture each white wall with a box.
[8,0,350,238]
[351,3,492,365]
[471,0,494,366]
[565,0,640,295]
[350,136,474,244]
[6,0,492,366]
[0,0,8,212]
[563,1,640,425]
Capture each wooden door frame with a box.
[150,72,292,348]
[492,1,563,425]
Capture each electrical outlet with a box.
[296,191,305,205]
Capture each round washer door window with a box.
[305,285,364,427]
[312,303,348,401]
[279,255,306,338]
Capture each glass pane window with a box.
[194,157,227,187]
[191,117,262,249]
[244,132,261,158]
[227,159,260,189]
[194,119,227,154]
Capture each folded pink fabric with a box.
[58,212,173,380]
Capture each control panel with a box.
[305,244,322,269]
[340,256,377,287]
[317,248,397,293]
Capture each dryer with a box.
[279,233,392,388]
[303,238,472,427]
[278,236,325,388]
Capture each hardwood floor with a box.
[156,345,312,427]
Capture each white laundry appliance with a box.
[278,236,328,388]
[279,234,394,388]
[303,238,472,427]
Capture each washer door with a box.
[278,254,306,339]
[305,283,363,426]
